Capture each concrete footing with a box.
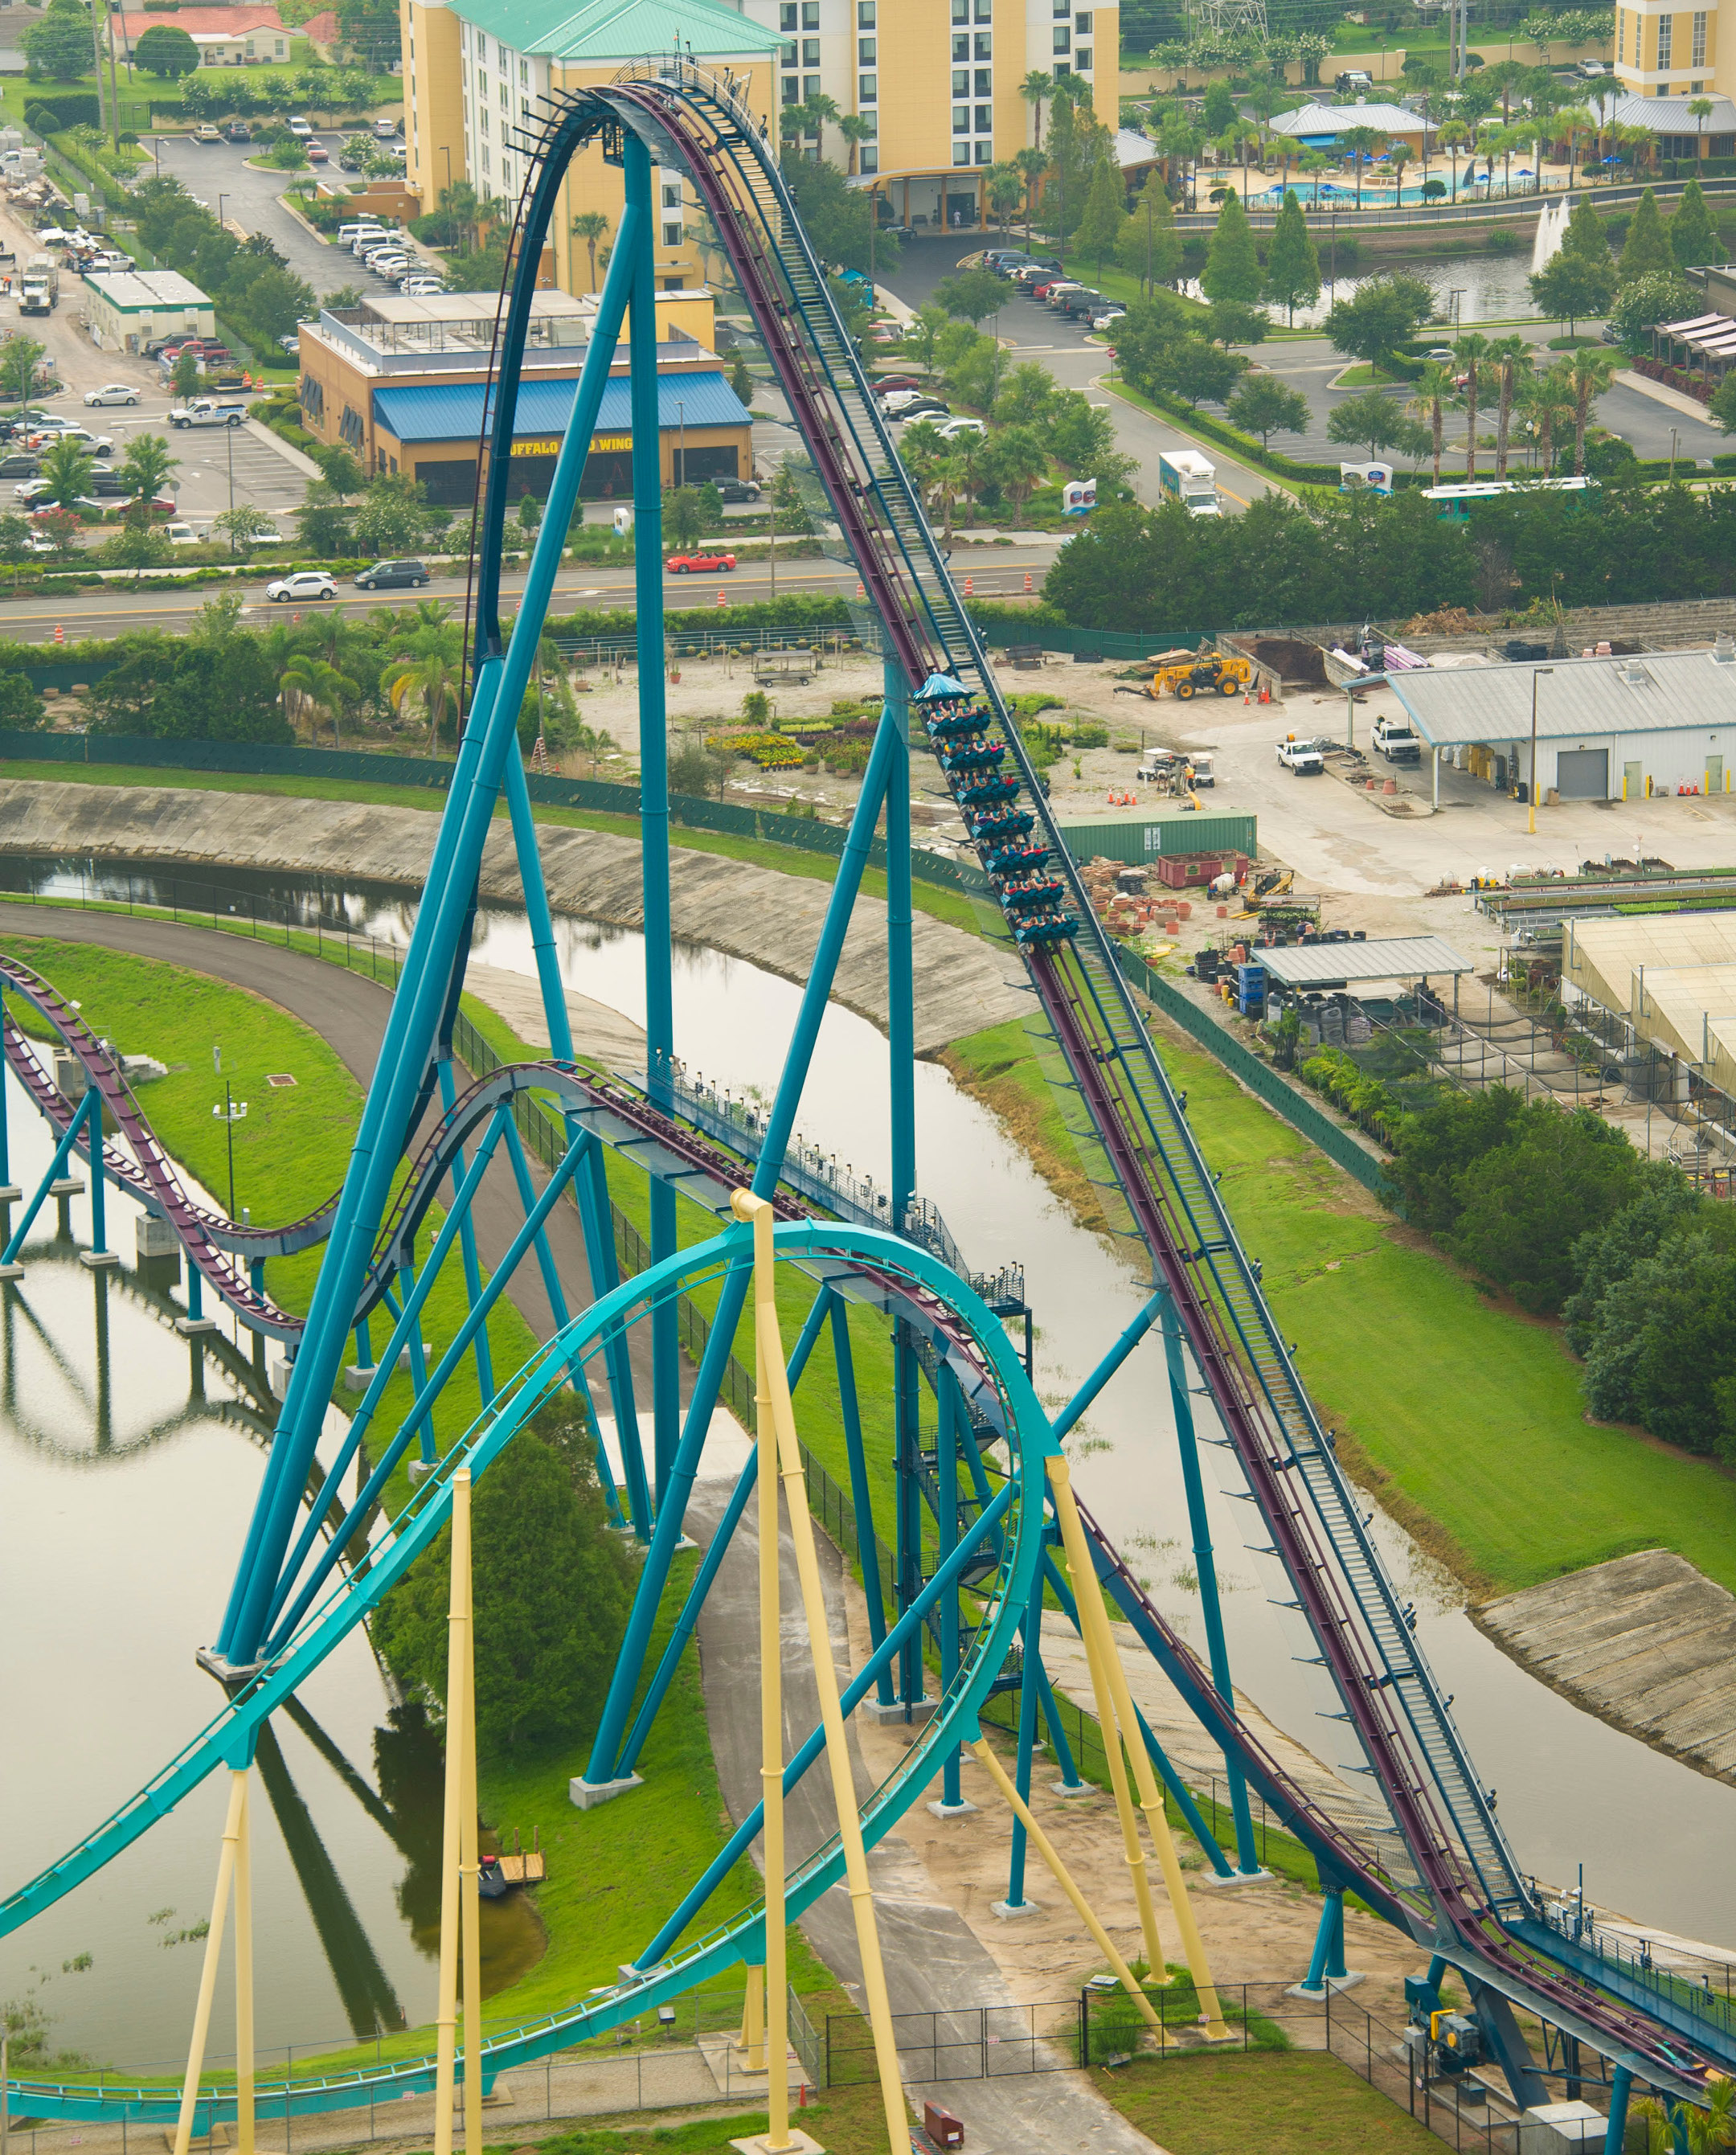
[1199,1866,1278,1888]
[925,1797,979,1820]
[1287,1970,1368,2001]
[136,1214,182,1261]
[992,1898,1043,1920]
[49,1177,85,1198]
[570,1772,644,1810]
[176,1316,219,1337]
[866,1695,936,1723]
[1050,1779,1093,1797]
[78,1249,121,1270]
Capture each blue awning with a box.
[373,369,751,445]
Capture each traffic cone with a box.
[293,610,301,624]
[1024,570,1033,593]
[1244,690,1250,704]
[52,621,63,645]
[856,580,864,599]
[715,588,727,608]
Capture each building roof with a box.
[1269,99,1424,139]
[1610,90,1736,133]
[1258,935,1472,987]
[82,268,210,312]
[1565,914,1736,1096]
[1114,126,1161,170]
[373,367,750,442]
[302,9,340,39]
[449,0,778,64]
[1390,646,1736,747]
[115,5,283,34]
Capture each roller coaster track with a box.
[594,59,1726,2090]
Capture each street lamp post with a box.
[676,398,685,490]
[1529,665,1554,837]
[218,193,228,229]
[212,1054,248,1220]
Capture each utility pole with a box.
[213,1070,248,1220]
[1528,666,1553,837]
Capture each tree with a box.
[1013,145,1048,247]
[0,670,45,728]
[1327,388,1413,459]
[1324,270,1436,369]
[1263,188,1320,325]
[23,7,92,79]
[570,210,608,293]
[1021,69,1054,149]
[1337,125,1382,212]
[1103,292,1185,396]
[296,481,354,556]
[1156,335,1245,408]
[1566,345,1619,473]
[1529,249,1614,335]
[1206,299,1268,350]
[1075,157,1123,285]
[0,337,44,410]
[1562,195,1614,272]
[1488,334,1531,479]
[781,153,892,274]
[1619,186,1674,281]
[354,474,425,556]
[1227,374,1309,450]
[0,514,36,589]
[170,349,202,405]
[985,423,1049,512]
[1689,94,1717,165]
[281,653,358,746]
[1437,119,1471,201]
[35,437,95,511]
[1116,174,1181,295]
[837,112,876,178]
[1609,269,1700,358]
[31,506,84,560]
[1407,360,1456,484]
[993,360,1058,428]
[903,301,949,374]
[214,504,277,558]
[116,429,178,506]
[1200,189,1261,304]
[313,444,363,500]
[1202,80,1238,133]
[1673,176,1719,268]
[1518,360,1576,471]
[1453,330,1491,481]
[134,23,199,75]
[386,646,461,751]
[935,267,1005,329]
[662,485,709,551]
[1446,1104,1644,1314]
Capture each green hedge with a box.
[27,91,100,128]
[1661,155,1736,178]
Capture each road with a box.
[1,540,1061,641]
[145,132,388,303]
[874,235,1283,511]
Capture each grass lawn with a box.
[1093,2050,1443,2153]
[491,2076,898,2155]
[947,1006,1736,1603]
[0,761,984,940]
[1333,361,1413,387]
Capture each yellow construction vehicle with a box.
[1145,650,1253,702]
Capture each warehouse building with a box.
[1388,644,1736,805]
[82,269,215,353]
[1563,914,1736,1154]
[295,285,749,498]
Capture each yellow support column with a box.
[755,1304,792,2155]
[1050,1459,1230,2041]
[459,1470,484,2155]
[733,1191,907,2155]
[170,1770,248,2155]
[739,1964,767,2074]
[432,1469,473,2155]
[234,1772,254,2155]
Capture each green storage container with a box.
[1057,812,1259,867]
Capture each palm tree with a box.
[1389,142,1413,200]
[1690,95,1715,163]
[1452,330,1492,478]
[437,179,481,248]
[281,656,359,748]
[1438,119,1470,201]
[1407,360,1456,483]
[838,112,875,176]
[1567,345,1618,473]
[1013,145,1047,246]
[1488,334,1530,477]
[985,159,1024,233]
[35,438,96,512]
[385,649,462,754]
[1587,78,1619,176]
[800,90,841,158]
[571,211,609,293]
[1553,103,1593,185]
[1021,69,1054,150]
[1519,359,1576,471]
[1339,125,1381,211]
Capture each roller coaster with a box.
[0,52,1726,2152]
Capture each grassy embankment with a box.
[948,1009,1736,1600]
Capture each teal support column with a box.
[436,1060,494,1409]
[1001,1585,1045,1911]
[886,661,921,1706]
[1298,1890,1346,1994]
[397,1263,436,1465]
[936,1379,964,1810]
[186,1264,203,1322]
[830,1292,893,1705]
[354,1317,371,1370]
[1,1087,96,1266]
[0,983,14,1196]
[85,1085,108,1256]
[1161,1292,1261,1874]
[1606,2067,1631,2155]
[895,1321,923,1705]
[627,128,679,1510]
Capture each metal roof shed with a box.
[1258,935,1474,989]
[1389,647,1736,803]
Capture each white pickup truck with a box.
[1275,735,1325,776]
[169,399,247,430]
[1372,713,1422,765]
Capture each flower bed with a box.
[705,729,805,768]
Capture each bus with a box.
[1422,475,1597,521]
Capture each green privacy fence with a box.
[0,731,994,897]
[1116,947,1389,1199]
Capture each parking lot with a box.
[5,396,313,532]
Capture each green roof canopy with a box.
[452,0,778,64]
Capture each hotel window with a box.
[1077,8,1091,27]
[953,31,968,57]
[781,75,800,100]
[1076,46,1091,67]
[802,37,819,62]
[500,160,512,191]
[1054,0,1069,14]
[519,58,527,82]
[496,39,506,64]
[1657,13,1673,65]
[974,139,992,162]
[1618,11,1625,61]
[1693,10,1708,63]
[662,219,682,245]
[858,36,875,60]
[860,145,878,170]
[858,0,875,20]
[780,1,796,23]
[1054,25,1070,50]
[953,68,968,91]
[802,0,819,24]
[974,31,991,55]
[954,141,971,163]
[974,65,991,91]
[803,72,821,97]
[953,104,970,133]
[662,181,682,207]
[479,106,489,133]
[499,80,508,106]
[975,103,991,130]
[976,0,990,16]
[782,40,797,64]
[859,72,877,100]
[952,0,968,17]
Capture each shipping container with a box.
[1057,812,1258,867]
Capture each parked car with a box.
[287,115,313,137]
[90,470,131,497]
[84,383,141,407]
[400,277,448,297]
[0,455,41,478]
[1090,308,1126,330]
[123,494,178,518]
[354,557,430,589]
[879,387,936,413]
[164,521,204,546]
[305,141,329,162]
[891,400,950,423]
[193,123,223,144]
[227,121,251,141]
[277,332,301,355]
[665,549,737,572]
[373,117,399,137]
[37,427,112,455]
[266,569,338,601]
[710,476,761,502]
[935,416,986,438]
[870,374,924,397]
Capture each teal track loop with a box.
[0,1220,1052,2126]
